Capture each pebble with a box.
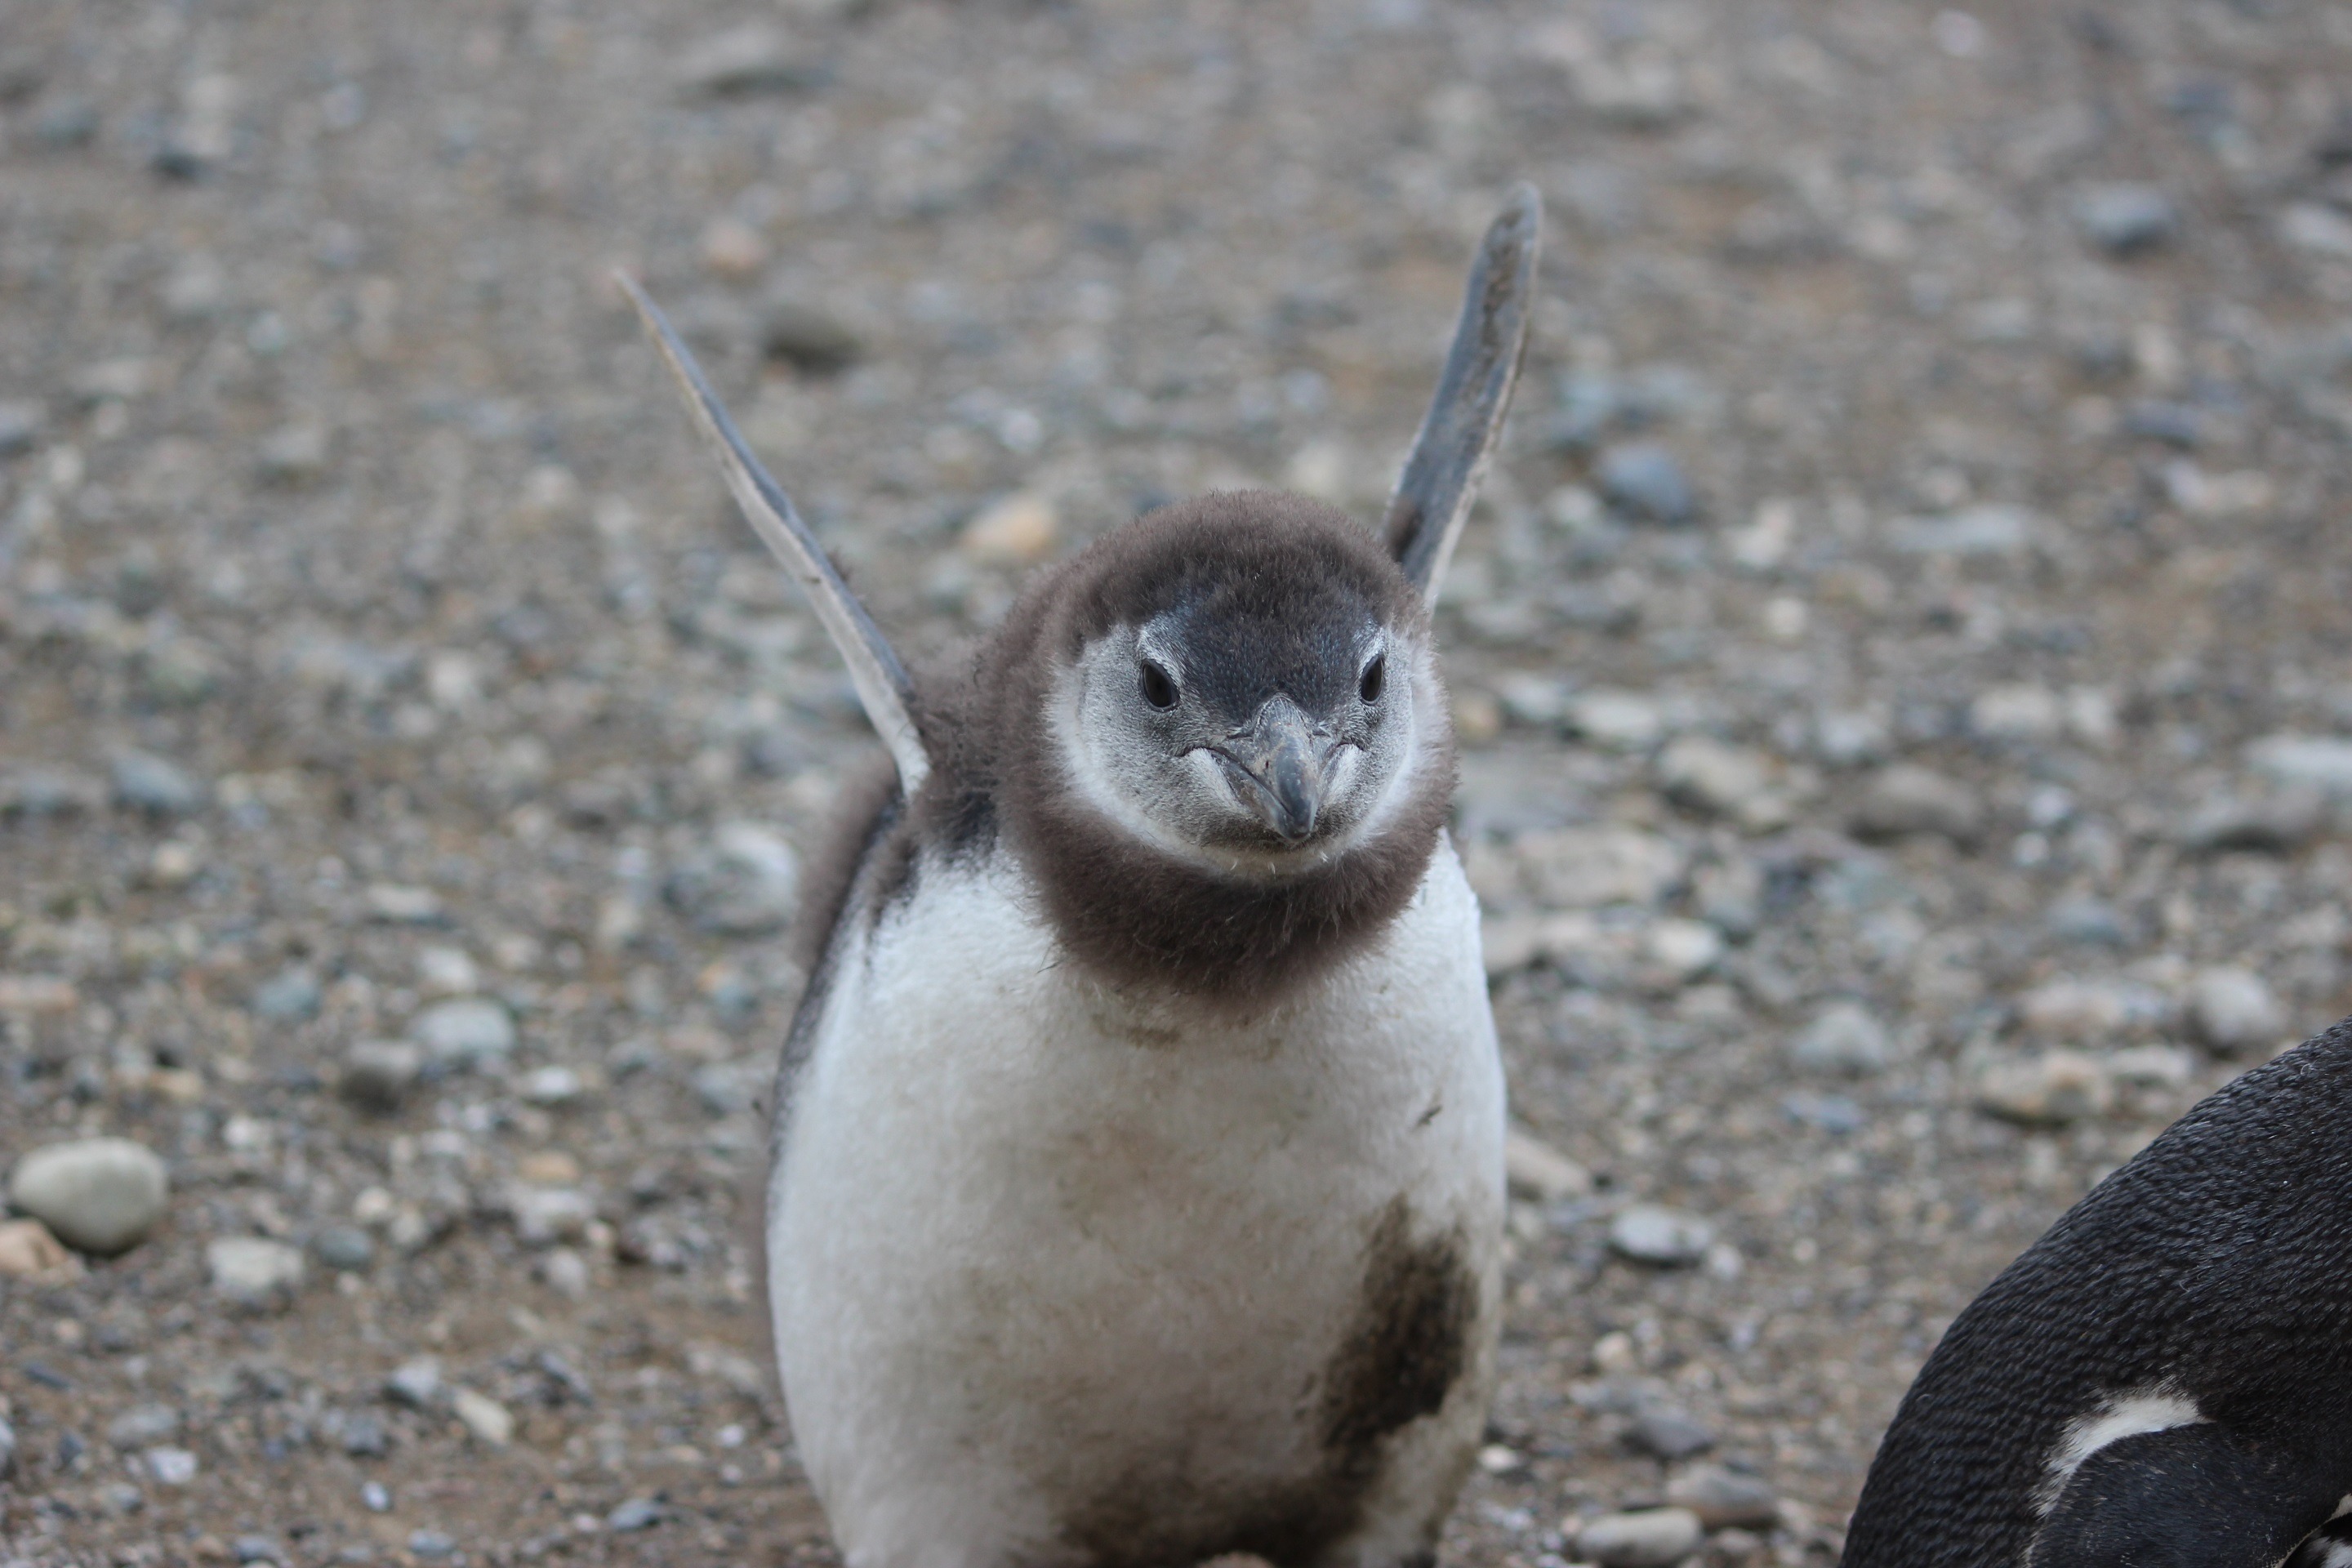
[145,1446,198,1486]
[106,1404,180,1449]
[762,296,864,374]
[2247,734,2352,796]
[1504,1127,1593,1201]
[1851,764,1984,844]
[0,1415,14,1479]
[452,1388,515,1447]
[408,1530,459,1561]
[2074,182,2178,255]
[366,883,446,924]
[2016,978,2168,1042]
[313,1225,376,1272]
[385,1358,445,1410]
[9,1137,171,1254]
[1596,442,1697,524]
[608,1497,670,1531]
[519,1064,588,1107]
[1498,824,1685,911]
[1642,918,1723,982]
[340,1040,422,1111]
[0,1217,77,1278]
[1610,1205,1713,1266]
[510,1186,596,1246]
[1655,737,1789,831]
[1665,1464,1781,1530]
[701,216,770,280]
[2190,967,2286,1055]
[249,966,323,1021]
[1968,684,2062,743]
[1565,689,1666,751]
[2176,789,2324,853]
[666,823,802,936]
[32,96,100,148]
[1578,1507,1704,1567]
[255,423,331,483]
[1882,505,2034,557]
[1629,1405,1716,1460]
[675,22,822,94]
[1973,1051,2112,1126]
[231,1536,283,1565]
[1,766,105,816]
[409,997,518,1070]
[361,1481,391,1512]
[2047,896,2129,947]
[541,1247,593,1299]
[207,1236,307,1305]
[960,492,1062,565]
[111,751,207,815]
[416,945,482,998]
[1789,1000,1891,1075]
[2279,203,2352,259]
[0,399,44,457]
[337,1411,390,1457]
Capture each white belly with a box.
[768,843,1506,1568]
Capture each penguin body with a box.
[623,189,1542,1567]
[1842,1018,2352,1568]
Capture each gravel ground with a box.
[8,1,2352,1565]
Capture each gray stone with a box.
[1629,1405,1716,1460]
[255,423,330,483]
[9,1138,170,1254]
[1579,1507,1704,1568]
[666,822,800,936]
[762,297,864,374]
[408,1530,459,1561]
[509,1186,595,1247]
[105,1404,180,1450]
[249,966,322,1022]
[1597,443,1696,524]
[2047,897,2129,947]
[0,399,43,457]
[1610,1205,1713,1265]
[693,1061,758,1116]
[1790,1001,1891,1075]
[207,1237,306,1305]
[2177,789,2325,853]
[337,1410,390,1457]
[409,997,517,1069]
[676,23,825,94]
[32,96,100,148]
[519,1065,587,1107]
[0,1414,14,1478]
[2190,967,2287,1055]
[362,1480,392,1512]
[2280,203,2352,259]
[452,1388,514,1446]
[231,1536,283,1564]
[1503,1128,1592,1202]
[145,1446,198,1485]
[1655,737,1789,831]
[1883,506,2034,557]
[385,1358,445,1410]
[1,766,104,816]
[1565,689,1666,751]
[608,1497,670,1531]
[2075,183,2178,255]
[340,1040,421,1111]
[313,1225,375,1272]
[1665,1463,1780,1530]
[2247,734,2352,796]
[111,751,207,815]
[1851,764,1984,844]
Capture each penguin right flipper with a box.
[2290,1517,2352,1568]
[1382,183,1543,604]
[2030,1423,2338,1568]
[619,274,932,795]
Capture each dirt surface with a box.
[9,0,2352,1564]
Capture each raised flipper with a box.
[619,274,932,795]
[1383,183,1543,604]
[2031,1423,2339,1568]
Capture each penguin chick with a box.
[1842,1017,2352,1568]
[623,186,1541,1568]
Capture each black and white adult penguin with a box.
[1842,1017,2352,1568]
[621,187,1542,1568]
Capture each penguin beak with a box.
[1216,696,1330,843]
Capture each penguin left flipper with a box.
[2289,1514,2352,1568]
[2032,1423,2341,1568]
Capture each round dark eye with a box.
[1139,659,1179,710]
[1359,653,1386,703]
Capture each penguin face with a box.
[1054,586,1436,871]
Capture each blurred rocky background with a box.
[6,0,2352,1564]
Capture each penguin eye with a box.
[1358,653,1386,704]
[1138,659,1179,710]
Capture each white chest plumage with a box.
[768,840,1505,1568]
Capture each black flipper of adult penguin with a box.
[623,189,1543,1568]
[1842,1018,2352,1568]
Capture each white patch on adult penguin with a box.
[2035,1387,2206,1513]
[621,188,1542,1568]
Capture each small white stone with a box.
[1790,1001,1891,1075]
[1974,1051,2112,1126]
[145,1446,199,1486]
[1610,1205,1713,1266]
[1503,1129,1592,1202]
[410,997,517,1069]
[452,1388,515,1448]
[1642,918,1722,982]
[8,1138,170,1254]
[2189,967,2286,1055]
[207,1237,307,1304]
[1578,1507,1704,1567]
[1566,690,1666,751]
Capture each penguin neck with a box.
[983,662,1458,1017]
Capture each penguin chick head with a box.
[1029,491,1450,879]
